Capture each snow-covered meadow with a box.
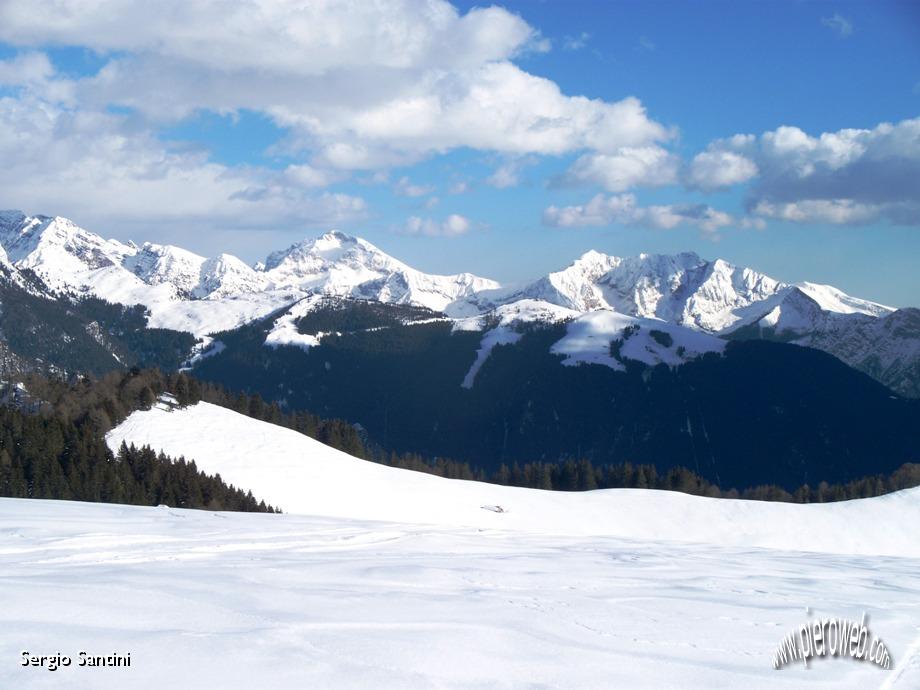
[1,402,918,689]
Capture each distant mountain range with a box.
[1,209,917,397]
[1,208,919,489]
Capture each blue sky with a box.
[0,1,918,305]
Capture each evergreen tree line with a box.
[0,405,275,511]
[197,379,920,503]
[6,367,920,507]
[478,458,920,503]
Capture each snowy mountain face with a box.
[0,213,498,336]
[735,287,920,397]
[0,209,916,396]
[262,231,499,311]
[462,249,808,334]
[452,247,913,393]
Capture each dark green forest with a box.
[193,300,920,491]
[2,367,920,512]
[0,370,274,512]
[0,278,195,377]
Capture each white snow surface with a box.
[1,403,918,689]
[551,310,726,371]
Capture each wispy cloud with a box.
[543,193,736,237]
[563,32,590,51]
[394,176,434,198]
[821,13,853,38]
[402,214,471,237]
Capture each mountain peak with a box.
[0,209,27,230]
[262,230,384,273]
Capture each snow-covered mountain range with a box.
[0,209,917,396]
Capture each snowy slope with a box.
[1,401,913,689]
[551,310,726,371]
[4,497,919,690]
[107,401,920,557]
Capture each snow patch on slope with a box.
[461,327,522,388]
[264,296,330,351]
[551,310,726,371]
[456,299,579,388]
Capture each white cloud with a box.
[0,51,53,85]
[543,194,735,235]
[449,181,470,195]
[559,147,680,192]
[403,214,471,237]
[752,199,884,225]
[687,148,758,190]
[0,0,670,171]
[563,32,590,51]
[486,157,536,189]
[0,51,74,102]
[691,117,920,226]
[394,176,434,197]
[0,1,535,75]
[822,13,853,38]
[0,86,367,235]
[284,164,346,189]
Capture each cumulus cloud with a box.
[403,214,471,237]
[0,0,670,171]
[543,194,735,235]
[0,1,536,75]
[687,146,758,190]
[0,51,74,102]
[559,147,680,192]
[692,117,920,225]
[0,84,367,234]
[283,164,347,189]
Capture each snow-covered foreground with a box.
[2,498,919,690]
[2,404,919,688]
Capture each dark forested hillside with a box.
[193,307,920,491]
[0,370,274,512]
[0,279,195,377]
